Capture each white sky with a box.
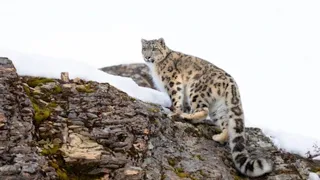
[1,0,320,140]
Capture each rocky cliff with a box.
[0,57,319,180]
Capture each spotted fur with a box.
[141,38,273,177]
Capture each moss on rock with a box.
[167,158,176,167]
[56,169,69,180]
[52,85,62,94]
[27,77,55,88]
[310,166,320,173]
[194,154,205,161]
[32,102,51,124]
[23,84,31,96]
[174,167,189,178]
[41,144,60,156]
[147,107,160,113]
[76,84,95,93]
[233,174,246,180]
[48,102,58,108]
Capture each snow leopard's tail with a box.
[228,126,273,177]
[226,83,273,177]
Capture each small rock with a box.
[0,57,12,65]
[53,123,62,127]
[62,84,73,89]
[4,105,13,111]
[60,72,70,83]
[60,133,105,161]
[143,129,149,135]
[148,142,154,150]
[70,87,78,94]
[52,138,62,145]
[41,82,57,91]
[87,113,98,119]
[22,163,38,174]
[33,86,43,94]
[79,131,91,137]
[71,120,85,126]
[88,168,110,175]
[68,125,82,130]
[104,164,120,169]
[100,174,110,180]
[101,112,112,117]
[38,127,47,132]
[75,84,85,90]
[124,111,136,116]
[0,164,21,175]
[133,140,147,152]
[0,113,7,123]
[54,106,64,112]
[124,166,143,176]
[50,129,60,135]
[73,77,82,84]
[295,159,311,179]
[59,111,68,118]
[9,146,32,154]
[21,108,33,114]
[38,99,49,106]
[68,112,77,119]
[78,113,88,120]
[0,123,5,128]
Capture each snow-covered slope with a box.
[0,49,171,108]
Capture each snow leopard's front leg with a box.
[165,74,185,117]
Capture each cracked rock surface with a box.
[0,57,56,180]
[0,58,319,180]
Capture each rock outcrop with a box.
[0,58,319,180]
[100,63,156,90]
[100,63,320,180]
[0,57,57,180]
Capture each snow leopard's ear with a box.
[158,37,166,48]
[141,38,147,45]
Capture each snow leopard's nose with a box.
[145,56,151,60]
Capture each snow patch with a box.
[0,48,172,108]
[308,172,320,180]
[263,128,320,160]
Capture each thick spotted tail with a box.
[226,83,273,177]
[228,127,273,177]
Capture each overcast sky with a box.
[1,0,320,139]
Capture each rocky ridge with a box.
[0,57,319,180]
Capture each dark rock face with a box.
[0,58,319,180]
[0,57,57,180]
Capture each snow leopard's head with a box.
[141,38,170,63]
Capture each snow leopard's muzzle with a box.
[144,57,155,63]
